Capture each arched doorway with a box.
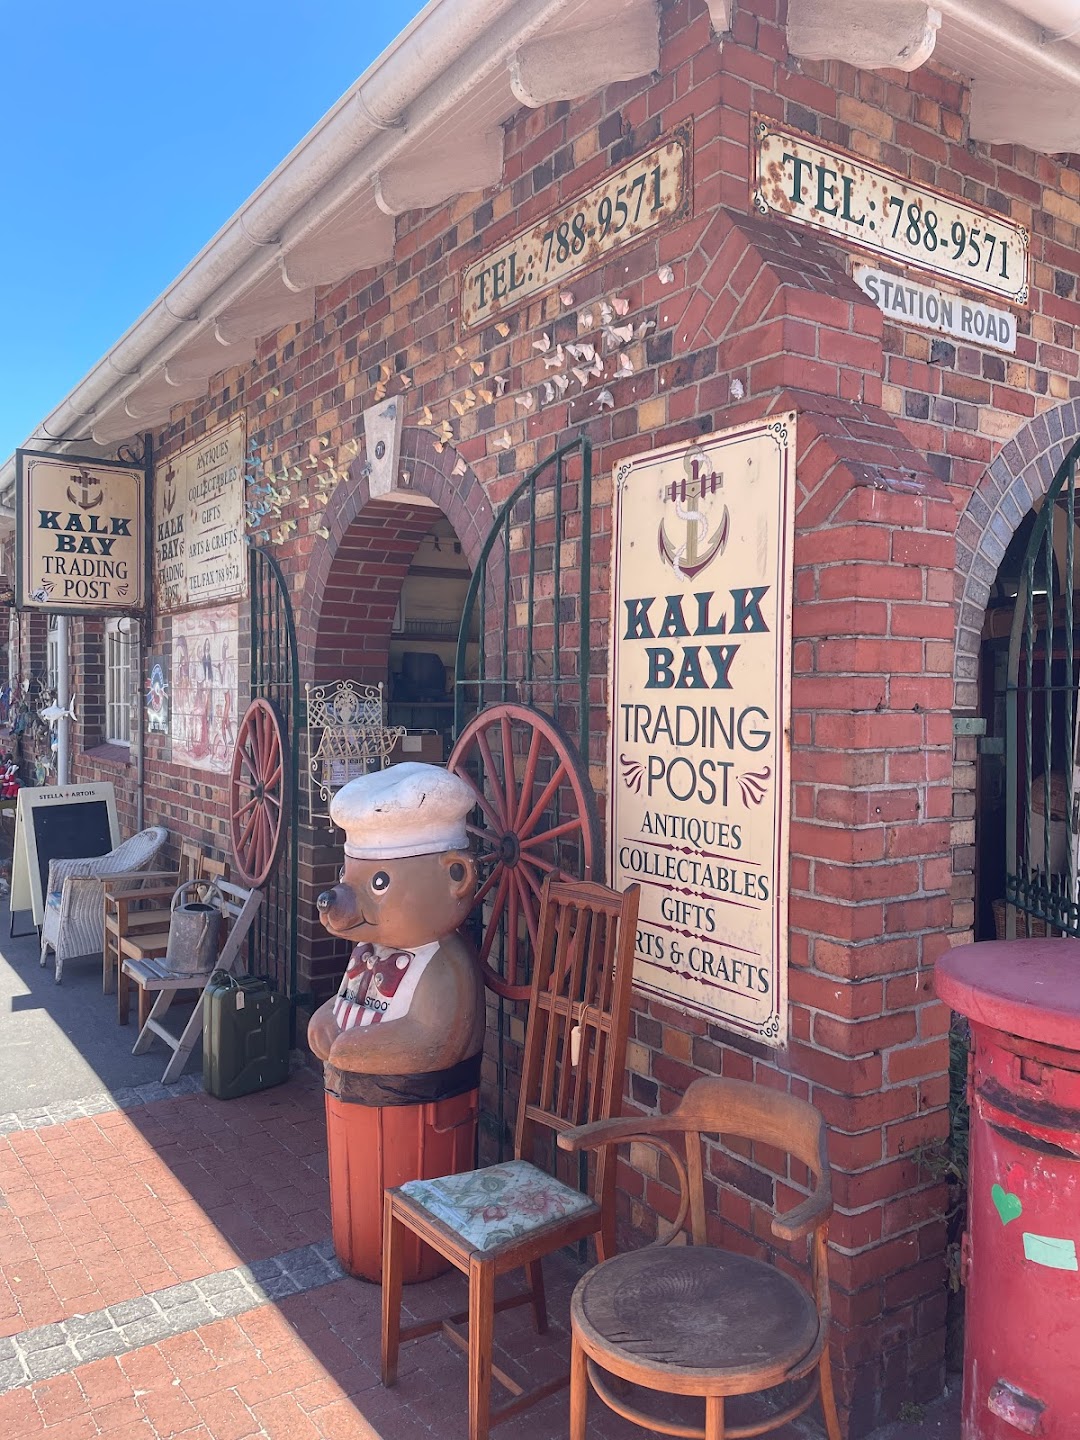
[995,441,1080,938]
[955,405,1080,943]
[388,513,476,758]
[296,435,496,1008]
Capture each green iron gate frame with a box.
[452,435,595,1158]
[454,436,592,761]
[248,543,302,1032]
[1006,436,1080,935]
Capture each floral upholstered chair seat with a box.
[399,1158,597,1254]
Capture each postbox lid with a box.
[935,939,1080,1048]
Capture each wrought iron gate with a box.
[247,544,301,1030]
[452,436,596,1156]
[1006,437,1080,934]
[454,435,593,760]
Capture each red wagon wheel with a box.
[448,702,600,1000]
[230,697,289,888]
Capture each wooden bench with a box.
[107,847,227,1022]
[122,880,262,1083]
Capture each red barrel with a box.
[937,939,1080,1438]
[324,1064,478,1284]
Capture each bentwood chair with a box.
[381,876,641,1440]
[559,1076,842,1440]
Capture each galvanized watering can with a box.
[164,880,224,976]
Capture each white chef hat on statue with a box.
[330,762,475,860]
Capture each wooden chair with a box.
[558,1075,842,1440]
[111,853,226,1023]
[103,839,203,1010]
[382,876,640,1440]
[121,878,263,1083]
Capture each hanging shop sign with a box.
[16,450,146,614]
[461,126,691,328]
[752,116,1029,306]
[853,265,1017,354]
[609,416,796,1046]
[154,418,246,611]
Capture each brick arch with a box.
[298,427,497,682]
[295,429,497,1005]
[953,400,1080,709]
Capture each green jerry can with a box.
[202,971,290,1099]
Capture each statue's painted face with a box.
[316,851,476,949]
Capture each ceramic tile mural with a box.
[170,605,239,774]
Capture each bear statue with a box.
[307,762,484,1281]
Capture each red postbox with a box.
[936,939,1080,1438]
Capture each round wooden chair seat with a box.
[572,1245,820,1389]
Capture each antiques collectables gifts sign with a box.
[16,450,146,613]
[154,418,246,612]
[609,416,795,1045]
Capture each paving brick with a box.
[71,1329,127,1364]
[0,1357,28,1388]
[105,1298,158,1326]
[24,1344,78,1380]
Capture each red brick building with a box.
[5,1,1080,1431]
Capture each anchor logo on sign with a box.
[161,462,178,516]
[66,467,104,511]
[657,446,728,579]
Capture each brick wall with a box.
[13,0,1080,1430]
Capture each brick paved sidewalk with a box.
[0,1065,960,1440]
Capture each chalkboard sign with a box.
[10,784,119,930]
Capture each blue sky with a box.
[0,0,428,463]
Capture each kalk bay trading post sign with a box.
[610,417,795,1046]
[16,451,146,614]
[154,418,246,612]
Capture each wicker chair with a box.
[39,827,168,983]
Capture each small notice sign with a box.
[11,782,119,927]
[853,265,1017,353]
[462,128,690,328]
[752,116,1029,306]
[16,451,146,614]
[609,416,795,1046]
[154,418,246,611]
